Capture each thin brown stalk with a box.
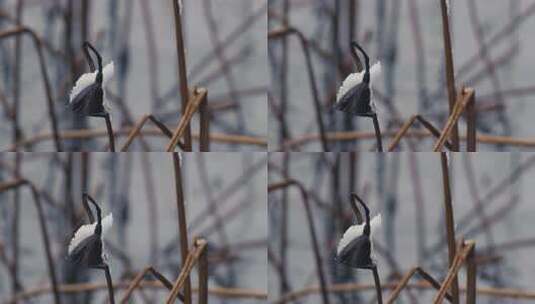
[433,241,476,303]
[172,152,191,304]
[171,0,192,150]
[433,88,475,151]
[165,240,207,304]
[466,243,477,304]
[283,129,535,150]
[7,127,265,151]
[276,276,530,303]
[120,114,180,151]
[166,88,208,151]
[199,92,210,151]
[268,179,330,304]
[197,238,209,304]
[11,283,265,302]
[465,91,477,151]
[386,267,453,304]
[440,0,459,150]
[120,266,181,303]
[440,153,459,304]
[0,27,62,151]
[0,179,61,304]
[387,114,453,151]
[268,27,329,151]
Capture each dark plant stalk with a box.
[104,114,115,152]
[170,0,192,151]
[103,264,115,304]
[0,27,63,151]
[0,179,61,304]
[440,0,459,151]
[440,153,460,304]
[172,153,192,303]
[371,114,383,152]
[371,265,383,304]
[268,180,330,304]
[268,28,329,151]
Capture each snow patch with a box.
[337,214,382,255]
[336,61,382,102]
[69,61,114,103]
[68,213,113,255]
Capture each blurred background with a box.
[0,0,267,151]
[268,152,535,303]
[268,0,535,151]
[0,152,267,303]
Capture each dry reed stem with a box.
[386,267,453,303]
[171,0,192,150]
[466,243,477,304]
[268,179,330,304]
[440,152,459,304]
[165,240,208,304]
[387,114,453,151]
[199,92,210,151]
[119,266,182,303]
[9,282,266,302]
[172,152,191,303]
[274,280,535,303]
[433,87,475,151]
[120,114,178,151]
[433,241,476,303]
[283,129,535,150]
[440,0,459,150]
[465,91,477,151]
[0,179,61,304]
[0,27,62,151]
[268,27,329,151]
[196,238,209,304]
[6,128,266,151]
[166,88,208,151]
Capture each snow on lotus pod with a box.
[336,194,381,269]
[335,42,381,117]
[67,195,113,269]
[69,42,114,118]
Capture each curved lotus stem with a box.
[83,41,103,84]
[82,43,96,72]
[84,193,102,236]
[351,41,370,84]
[350,193,371,237]
[351,193,370,228]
